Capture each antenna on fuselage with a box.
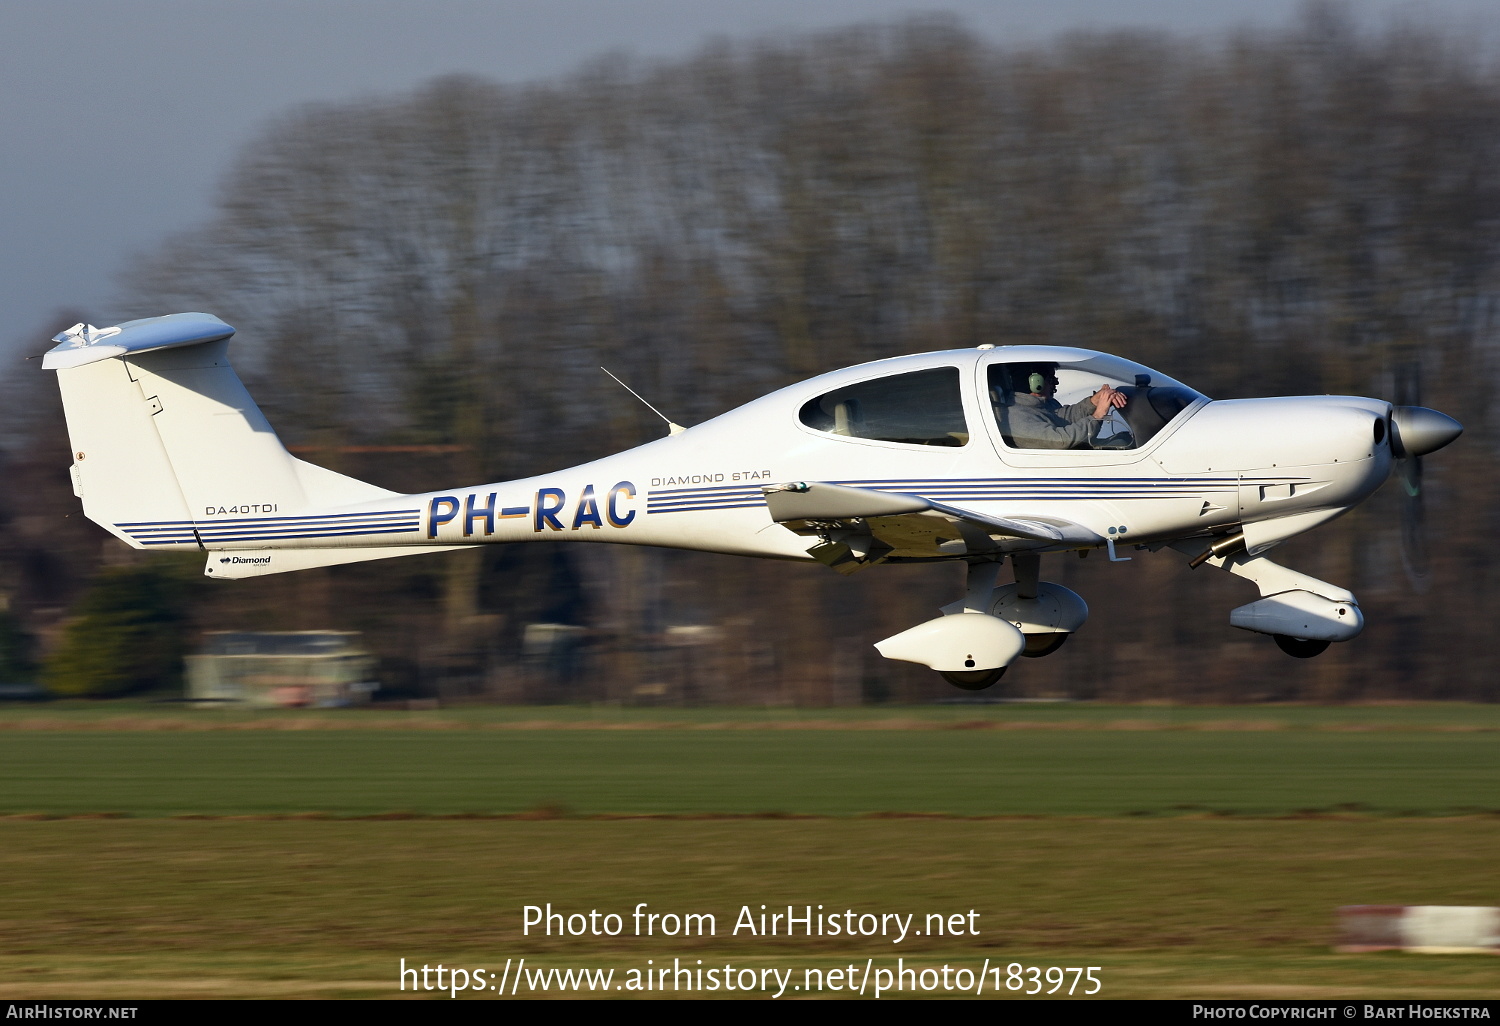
[599,366,686,436]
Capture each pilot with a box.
[1004,364,1127,450]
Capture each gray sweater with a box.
[1003,392,1099,449]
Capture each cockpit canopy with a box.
[988,352,1206,451]
[794,348,1207,453]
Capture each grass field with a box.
[0,703,1496,1000]
[6,699,1500,730]
[1,729,1498,817]
[1,819,1497,999]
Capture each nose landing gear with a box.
[1171,541,1361,659]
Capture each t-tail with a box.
[44,313,469,578]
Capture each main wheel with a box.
[940,666,1007,690]
[1020,633,1069,658]
[1273,635,1330,659]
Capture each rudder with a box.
[57,354,197,548]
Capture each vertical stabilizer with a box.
[49,314,397,551]
[127,339,311,518]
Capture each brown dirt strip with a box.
[0,715,1494,731]
[3,811,1498,822]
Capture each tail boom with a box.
[49,312,803,579]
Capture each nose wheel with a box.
[940,666,1007,690]
[1273,635,1330,659]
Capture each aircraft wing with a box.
[762,481,1102,574]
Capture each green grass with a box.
[1,707,1495,1000]
[0,729,1496,817]
[5,699,1500,729]
[0,819,1496,999]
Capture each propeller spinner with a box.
[1390,361,1463,591]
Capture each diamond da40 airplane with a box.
[45,312,1461,689]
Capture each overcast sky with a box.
[3,1,1496,362]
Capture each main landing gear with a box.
[870,554,1089,692]
[1273,635,1330,659]
[932,555,1086,689]
[940,667,1007,690]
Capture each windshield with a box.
[987,354,1206,451]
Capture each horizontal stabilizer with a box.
[43,313,234,370]
[205,545,474,580]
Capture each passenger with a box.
[1004,365,1127,450]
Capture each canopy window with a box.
[800,367,969,447]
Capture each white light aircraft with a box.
[45,312,1461,689]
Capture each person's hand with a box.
[1091,385,1126,418]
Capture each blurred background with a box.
[2,1,1497,705]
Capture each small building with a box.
[186,631,379,708]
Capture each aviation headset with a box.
[1012,365,1054,395]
